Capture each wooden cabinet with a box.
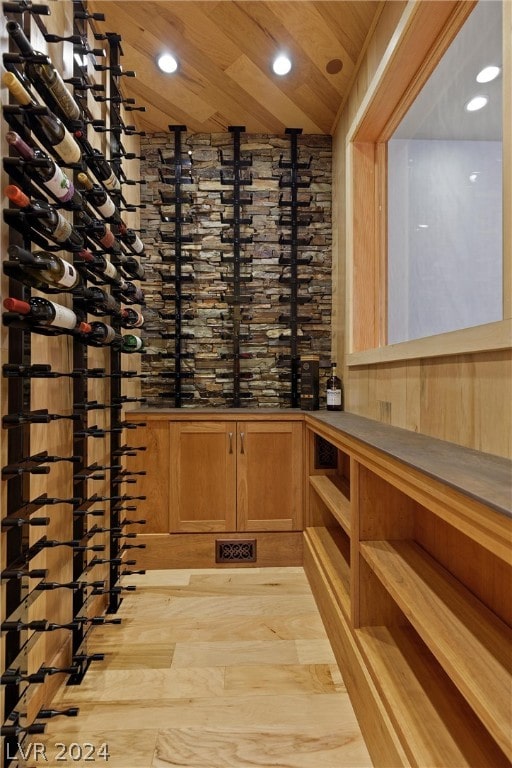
[303,414,512,768]
[170,419,303,533]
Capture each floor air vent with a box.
[216,539,257,563]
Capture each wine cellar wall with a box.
[138,130,333,407]
[1,1,146,762]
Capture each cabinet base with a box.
[134,532,303,569]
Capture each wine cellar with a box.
[1,1,510,767]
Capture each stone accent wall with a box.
[138,132,332,408]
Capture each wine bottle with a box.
[3,297,90,333]
[6,20,82,122]
[115,221,144,254]
[326,362,343,411]
[4,185,85,250]
[80,144,121,191]
[115,253,145,281]
[120,307,144,329]
[5,245,81,291]
[121,334,145,354]
[76,171,117,220]
[77,287,121,317]
[6,131,82,207]
[85,321,122,347]
[2,72,81,164]
[75,249,122,285]
[74,208,121,252]
[114,280,145,305]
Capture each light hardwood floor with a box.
[33,568,372,767]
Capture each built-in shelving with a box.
[303,413,512,768]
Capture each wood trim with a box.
[347,319,512,366]
[133,532,303,569]
[124,410,305,422]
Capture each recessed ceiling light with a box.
[272,54,292,76]
[157,53,178,74]
[476,65,501,83]
[465,95,488,112]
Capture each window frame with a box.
[346,0,511,366]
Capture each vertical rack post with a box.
[219,126,253,407]
[157,124,195,406]
[278,128,312,407]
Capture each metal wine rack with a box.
[278,128,313,407]
[1,2,147,763]
[219,126,254,407]
[157,124,195,406]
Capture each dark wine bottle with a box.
[85,321,122,347]
[114,280,145,305]
[326,362,343,411]
[116,253,145,281]
[77,171,118,220]
[4,185,85,250]
[120,307,144,329]
[77,286,121,317]
[6,20,82,122]
[5,245,81,291]
[2,71,81,164]
[3,296,90,333]
[75,249,122,285]
[6,131,82,206]
[74,208,121,252]
[81,144,121,191]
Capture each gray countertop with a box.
[306,412,512,519]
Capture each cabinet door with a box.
[169,421,237,532]
[126,420,170,533]
[237,421,303,531]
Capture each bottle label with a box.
[55,260,78,289]
[53,131,81,165]
[327,388,342,406]
[130,233,144,254]
[102,170,121,192]
[102,260,118,280]
[53,214,73,243]
[44,74,81,121]
[44,165,73,201]
[48,302,77,329]
[97,197,116,219]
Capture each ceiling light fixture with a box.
[157,53,178,74]
[272,54,292,76]
[476,65,501,83]
[465,95,488,112]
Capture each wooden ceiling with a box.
[88,1,383,135]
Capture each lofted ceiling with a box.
[87,1,383,135]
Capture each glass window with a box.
[387,1,503,344]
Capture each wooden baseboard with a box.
[134,532,303,569]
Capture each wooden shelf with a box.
[309,475,350,535]
[304,526,350,618]
[357,624,509,767]
[360,539,512,760]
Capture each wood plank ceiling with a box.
[88,1,383,135]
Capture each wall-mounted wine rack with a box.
[219,126,254,407]
[1,1,147,763]
[278,128,313,407]
[156,124,195,406]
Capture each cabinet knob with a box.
[240,431,245,454]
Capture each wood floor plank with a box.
[34,567,372,768]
